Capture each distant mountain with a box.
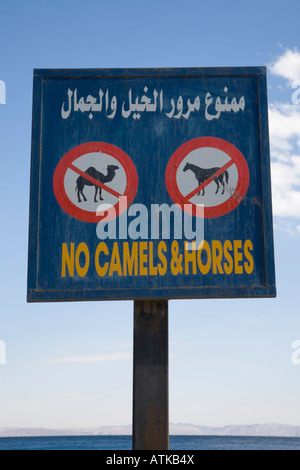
[170,423,300,437]
[1,423,300,438]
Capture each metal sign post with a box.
[132,300,169,450]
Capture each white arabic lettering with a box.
[121,87,160,119]
[61,88,117,120]
[205,86,245,121]
[61,85,245,121]
[166,95,200,119]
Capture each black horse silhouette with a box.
[75,164,119,202]
[183,162,229,196]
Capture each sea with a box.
[1,435,300,450]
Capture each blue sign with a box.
[27,67,276,301]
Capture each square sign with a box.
[27,67,276,302]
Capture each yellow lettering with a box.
[223,240,233,275]
[123,242,138,276]
[157,241,167,276]
[197,240,211,275]
[75,242,90,277]
[109,242,122,276]
[149,242,158,275]
[63,239,254,280]
[139,242,148,276]
[234,240,243,274]
[244,239,254,274]
[61,243,74,277]
[212,240,224,274]
[95,242,109,277]
[184,241,197,275]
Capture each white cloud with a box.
[268,104,300,219]
[273,219,300,237]
[268,103,300,146]
[268,49,300,224]
[269,48,300,83]
[51,352,132,363]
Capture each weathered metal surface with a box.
[27,67,276,302]
[132,300,169,450]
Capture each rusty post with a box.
[132,299,169,450]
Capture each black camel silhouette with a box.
[183,162,229,196]
[75,164,119,202]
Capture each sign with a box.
[53,141,138,223]
[27,67,276,301]
[165,136,250,218]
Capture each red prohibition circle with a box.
[165,137,250,218]
[53,142,138,223]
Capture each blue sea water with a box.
[1,435,300,450]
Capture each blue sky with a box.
[1,0,300,429]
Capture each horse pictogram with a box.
[183,162,229,196]
[165,137,250,218]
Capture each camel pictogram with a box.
[75,164,119,202]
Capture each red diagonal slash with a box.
[69,163,123,199]
[185,159,235,200]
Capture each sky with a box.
[1,0,300,430]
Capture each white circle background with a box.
[64,151,127,212]
[176,147,238,207]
